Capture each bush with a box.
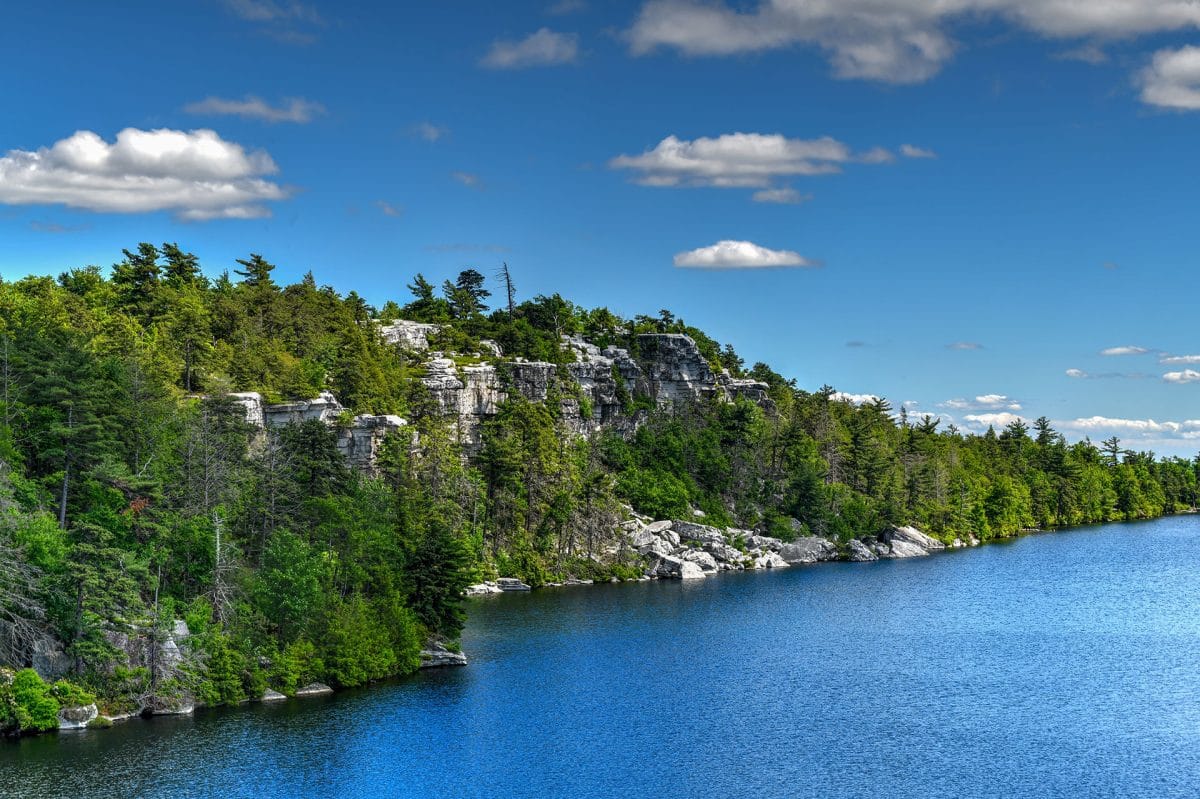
[2,669,61,734]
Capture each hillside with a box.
[1,244,1196,735]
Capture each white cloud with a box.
[673,240,815,269]
[223,0,321,23]
[900,144,936,158]
[1161,354,1200,365]
[857,146,896,164]
[610,132,906,197]
[0,127,288,221]
[1057,416,1200,435]
[1164,369,1200,384]
[1141,46,1200,110]
[1100,345,1149,356]
[184,95,325,124]
[375,200,402,217]
[941,394,1022,411]
[627,1,1200,84]
[947,341,983,350]
[963,412,1025,430]
[1066,368,1088,378]
[751,187,811,204]
[481,28,579,69]
[832,391,880,406]
[451,170,483,189]
[412,121,448,142]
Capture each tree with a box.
[442,269,490,320]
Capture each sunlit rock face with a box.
[225,329,772,468]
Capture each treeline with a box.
[0,244,1195,733]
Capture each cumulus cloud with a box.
[610,132,919,201]
[626,1,1200,84]
[751,187,811,204]
[940,394,1022,411]
[1164,369,1200,384]
[1100,345,1149,356]
[900,144,936,158]
[673,240,815,269]
[832,391,880,406]
[184,95,325,124]
[963,412,1025,430]
[1140,46,1200,110]
[0,127,288,221]
[1066,368,1088,378]
[481,28,579,69]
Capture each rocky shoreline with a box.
[467,518,966,595]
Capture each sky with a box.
[1,0,1198,455]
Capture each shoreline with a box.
[11,509,1195,743]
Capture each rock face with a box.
[31,637,72,680]
[496,577,531,592]
[846,539,879,562]
[378,320,441,350]
[229,391,407,475]
[57,703,98,730]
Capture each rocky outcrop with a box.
[779,536,839,565]
[295,682,333,697]
[261,689,287,702]
[496,578,531,592]
[647,554,707,580]
[229,391,407,474]
[419,641,468,668]
[845,539,879,562]
[464,582,504,596]
[378,320,441,350]
[57,703,98,730]
[873,526,947,559]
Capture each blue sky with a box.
[1,1,1199,454]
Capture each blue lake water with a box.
[5,515,1200,798]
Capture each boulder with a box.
[638,536,674,558]
[464,582,502,596]
[677,549,719,572]
[746,535,783,552]
[703,541,744,564]
[644,520,674,535]
[57,703,98,730]
[647,555,707,580]
[846,539,878,562]
[779,536,839,564]
[146,695,195,715]
[671,521,726,546]
[882,525,945,551]
[752,552,789,570]
[295,682,334,697]
[496,577,532,592]
[877,525,945,558]
[419,641,468,669]
[261,689,287,702]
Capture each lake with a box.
[5,515,1200,798]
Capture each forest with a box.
[1,243,1196,735]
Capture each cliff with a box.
[234,327,772,465]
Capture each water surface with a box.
[5,516,1200,798]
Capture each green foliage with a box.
[3,669,61,733]
[0,243,1195,738]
